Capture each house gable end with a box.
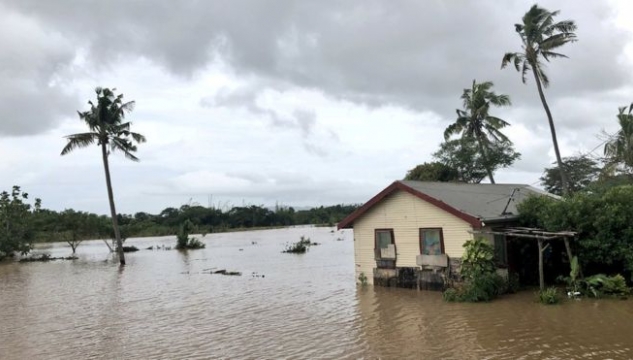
[337,181,482,230]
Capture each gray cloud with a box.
[3,0,629,119]
[0,4,78,136]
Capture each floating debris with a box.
[213,269,242,276]
[19,254,78,262]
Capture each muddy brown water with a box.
[1,226,633,359]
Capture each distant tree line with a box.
[27,203,359,245]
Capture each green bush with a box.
[603,274,629,296]
[538,287,561,305]
[443,237,507,303]
[461,237,496,280]
[283,236,314,254]
[442,288,459,302]
[442,273,507,303]
[581,274,630,297]
[175,219,206,250]
[518,186,633,279]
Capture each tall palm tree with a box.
[502,4,577,195]
[604,103,633,173]
[444,80,512,183]
[61,87,146,265]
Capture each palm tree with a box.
[444,80,512,183]
[61,87,146,265]
[502,4,577,195]
[604,103,633,173]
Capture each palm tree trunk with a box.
[476,137,496,184]
[531,68,570,195]
[101,142,125,265]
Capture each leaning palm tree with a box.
[61,87,146,265]
[502,4,577,194]
[444,80,512,183]
[604,103,633,173]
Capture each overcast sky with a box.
[1,0,633,215]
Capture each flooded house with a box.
[337,180,557,289]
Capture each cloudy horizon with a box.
[1,0,633,215]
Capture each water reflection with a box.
[1,227,633,359]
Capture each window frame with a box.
[419,228,445,255]
[374,229,395,258]
[374,229,396,268]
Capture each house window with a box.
[420,228,444,255]
[494,234,507,266]
[375,229,395,268]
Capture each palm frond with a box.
[129,131,147,144]
[552,20,577,34]
[501,52,521,70]
[540,33,575,52]
[61,132,99,156]
[111,138,140,162]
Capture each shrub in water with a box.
[358,272,368,286]
[176,219,206,250]
[459,273,507,302]
[442,288,459,302]
[603,274,629,296]
[443,237,506,302]
[460,237,496,280]
[538,287,561,305]
[283,236,314,254]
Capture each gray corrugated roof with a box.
[399,180,558,222]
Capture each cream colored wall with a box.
[353,190,474,284]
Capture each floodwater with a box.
[1,227,633,359]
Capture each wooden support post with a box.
[538,238,545,291]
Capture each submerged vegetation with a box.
[0,187,40,261]
[538,287,561,305]
[443,237,508,303]
[175,219,206,250]
[283,236,318,254]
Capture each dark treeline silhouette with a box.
[32,203,360,243]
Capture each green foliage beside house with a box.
[518,185,633,279]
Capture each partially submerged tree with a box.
[404,162,460,182]
[0,186,41,260]
[540,155,601,196]
[57,210,105,253]
[444,80,512,183]
[433,138,520,184]
[502,4,577,195]
[604,103,633,174]
[61,87,146,265]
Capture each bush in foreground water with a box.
[175,219,206,250]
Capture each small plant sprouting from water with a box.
[358,272,368,286]
[282,236,317,254]
[176,219,206,250]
